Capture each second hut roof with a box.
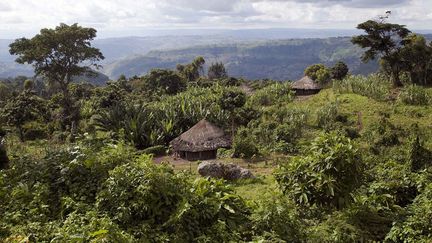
[291,76,322,90]
[170,119,231,152]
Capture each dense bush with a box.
[248,82,293,106]
[386,184,432,242]
[96,157,187,235]
[170,178,251,242]
[22,122,48,141]
[233,127,259,159]
[251,195,305,242]
[275,132,363,209]
[365,113,402,150]
[245,107,308,154]
[398,84,431,105]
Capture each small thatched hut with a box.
[291,76,322,96]
[170,119,231,161]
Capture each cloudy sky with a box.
[1,0,431,38]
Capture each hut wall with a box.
[180,150,217,161]
[294,89,321,96]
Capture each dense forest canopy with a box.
[1,19,432,242]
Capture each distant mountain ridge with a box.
[103,37,380,81]
[1,30,432,82]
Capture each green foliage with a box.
[331,61,349,80]
[219,89,246,111]
[208,62,228,80]
[352,19,411,86]
[317,102,339,131]
[251,195,305,242]
[22,122,48,141]
[177,56,205,82]
[306,212,363,243]
[1,90,47,141]
[140,69,186,96]
[248,82,293,106]
[94,103,159,149]
[365,113,402,149]
[170,178,251,242]
[407,135,432,172]
[386,184,432,242]
[275,132,363,209]
[9,23,104,128]
[96,156,186,231]
[53,211,134,242]
[305,64,331,83]
[399,34,432,86]
[142,145,167,156]
[233,127,259,159]
[333,74,392,101]
[398,84,431,106]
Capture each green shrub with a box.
[96,156,187,230]
[233,127,259,159]
[307,212,363,243]
[248,82,293,107]
[53,211,134,242]
[142,145,167,156]
[252,195,305,242]
[398,84,430,105]
[170,178,251,242]
[365,113,402,149]
[386,184,432,242]
[23,122,48,141]
[274,132,363,209]
[407,135,432,172]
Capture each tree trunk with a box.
[18,125,24,142]
[60,79,73,130]
[392,70,403,87]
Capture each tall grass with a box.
[333,74,392,101]
[398,85,431,106]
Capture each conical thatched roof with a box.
[291,76,322,90]
[170,119,231,152]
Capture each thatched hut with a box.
[170,119,231,161]
[291,76,322,96]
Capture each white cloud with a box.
[0,0,431,38]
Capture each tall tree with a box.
[208,62,228,80]
[177,56,205,82]
[351,20,411,86]
[9,23,104,128]
[219,90,246,137]
[399,34,432,86]
[142,69,186,95]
